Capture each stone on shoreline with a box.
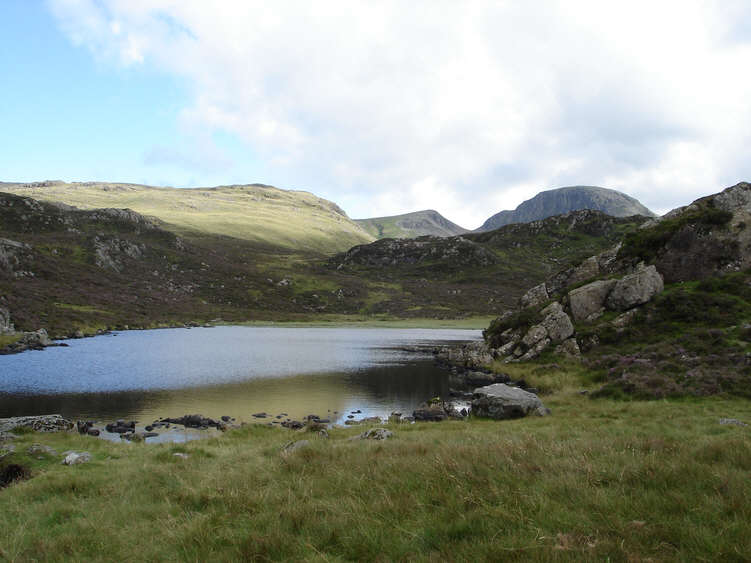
[471,383,550,419]
[0,415,73,433]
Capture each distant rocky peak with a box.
[477,186,655,232]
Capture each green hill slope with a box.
[0,181,374,255]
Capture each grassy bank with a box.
[2,389,750,561]
[236,314,495,329]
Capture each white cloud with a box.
[48,0,751,228]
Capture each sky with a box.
[2,1,751,229]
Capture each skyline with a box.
[2,1,750,229]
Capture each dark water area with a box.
[0,326,480,439]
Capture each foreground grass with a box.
[2,393,750,561]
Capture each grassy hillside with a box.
[0,191,649,337]
[0,181,374,255]
[1,391,749,560]
[332,210,648,314]
[355,209,468,239]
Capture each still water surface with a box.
[0,326,480,436]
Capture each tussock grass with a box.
[1,394,750,560]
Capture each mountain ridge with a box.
[355,209,468,239]
[477,185,656,231]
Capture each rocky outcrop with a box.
[93,236,145,273]
[0,415,73,433]
[471,384,550,419]
[490,301,574,362]
[485,258,665,362]
[546,243,623,296]
[567,264,663,323]
[626,183,751,283]
[1,329,55,354]
[331,235,498,269]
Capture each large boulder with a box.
[606,264,664,311]
[568,279,617,322]
[471,384,550,419]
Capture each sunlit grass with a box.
[2,182,374,254]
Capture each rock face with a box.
[471,384,550,419]
[606,265,664,311]
[477,186,655,231]
[0,415,73,433]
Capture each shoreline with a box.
[0,317,490,355]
